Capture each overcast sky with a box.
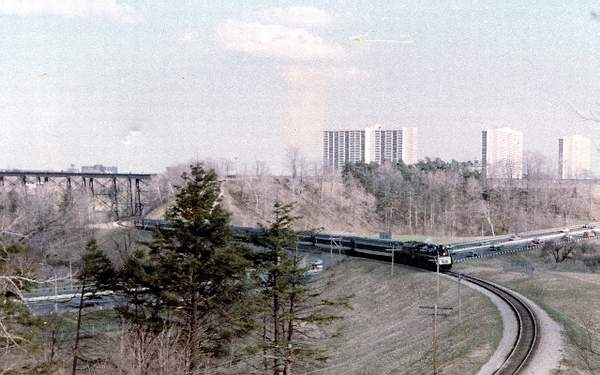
[1,1,600,173]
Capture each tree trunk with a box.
[272,249,281,375]
[71,279,86,375]
[273,284,280,374]
[189,281,198,372]
[263,316,268,372]
[284,256,297,375]
[430,201,434,231]
[481,201,496,236]
[408,192,413,234]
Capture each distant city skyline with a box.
[323,125,417,171]
[1,2,600,173]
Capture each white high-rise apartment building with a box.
[481,127,523,179]
[323,126,418,171]
[322,130,367,171]
[369,126,418,165]
[558,135,592,179]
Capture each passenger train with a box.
[134,219,452,271]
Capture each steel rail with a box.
[448,272,538,374]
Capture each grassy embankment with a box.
[454,246,600,374]
[316,259,501,374]
[87,226,502,374]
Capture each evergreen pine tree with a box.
[116,163,254,371]
[255,202,351,375]
[72,239,114,375]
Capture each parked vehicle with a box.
[307,260,324,274]
[489,244,503,251]
[310,259,324,271]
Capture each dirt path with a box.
[507,289,562,375]
[469,284,518,374]
[452,273,563,374]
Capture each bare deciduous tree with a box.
[255,160,270,177]
[566,309,600,374]
[541,240,576,263]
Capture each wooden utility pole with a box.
[387,246,399,277]
[436,256,440,302]
[589,181,593,220]
[420,259,452,375]
[457,273,462,324]
[433,304,438,375]
[419,305,452,375]
[391,247,395,277]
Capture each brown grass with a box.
[222,176,384,234]
[313,259,501,374]
[454,248,600,374]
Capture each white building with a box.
[481,127,523,179]
[369,126,418,165]
[558,135,592,179]
[81,164,118,174]
[323,126,418,172]
[322,130,366,171]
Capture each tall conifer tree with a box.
[116,163,254,371]
[254,202,351,375]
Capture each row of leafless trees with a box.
[0,185,98,373]
[343,159,600,237]
[220,162,597,238]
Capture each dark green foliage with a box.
[115,163,254,368]
[254,202,351,374]
[342,159,480,195]
[341,162,380,193]
[343,159,480,213]
[342,157,580,236]
[72,240,115,374]
[78,240,114,292]
[410,158,481,179]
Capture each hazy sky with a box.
[1,1,600,173]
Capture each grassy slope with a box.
[89,226,503,374]
[454,250,600,374]
[316,259,501,374]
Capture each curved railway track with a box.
[447,272,538,374]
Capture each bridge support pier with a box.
[134,179,143,217]
[112,177,119,219]
[0,171,152,220]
